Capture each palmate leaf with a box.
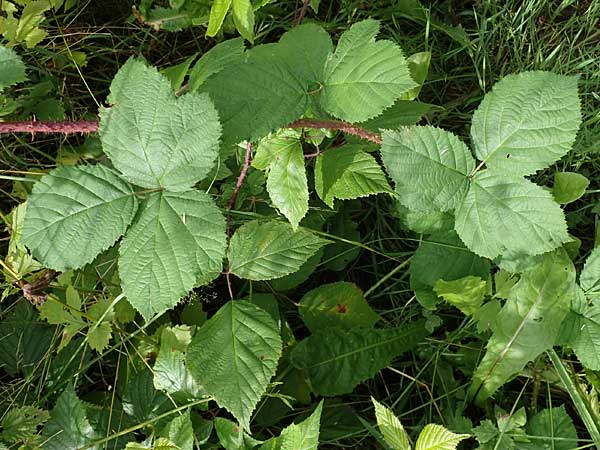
[22,165,138,271]
[0,44,26,91]
[415,424,470,450]
[321,19,416,122]
[455,171,569,260]
[99,58,221,191]
[471,71,581,176]
[228,220,330,281]
[372,398,410,450]
[187,301,282,431]
[381,127,475,212]
[119,190,226,320]
[314,145,391,208]
[469,250,576,402]
[291,322,428,396]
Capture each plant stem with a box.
[294,0,311,25]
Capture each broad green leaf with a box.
[455,171,569,260]
[188,38,245,91]
[321,19,416,122]
[206,0,232,37]
[253,129,302,170]
[381,127,475,212]
[580,246,600,297]
[153,326,201,398]
[553,172,589,204]
[161,54,196,91]
[42,385,98,450]
[123,370,170,423]
[299,282,380,332]
[232,0,254,42]
[433,276,487,316]
[415,424,470,450]
[0,45,26,91]
[470,250,576,402]
[314,145,391,208]
[279,401,323,450]
[270,248,323,291]
[291,322,428,395]
[159,411,194,450]
[215,417,262,450]
[119,190,226,320]
[394,203,454,235]
[22,165,137,271]
[187,301,282,431]
[372,398,410,450]
[99,58,221,191]
[362,100,433,131]
[400,51,431,100]
[200,45,307,146]
[473,299,501,334]
[0,406,49,443]
[521,406,578,450]
[471,71,581,176]
[266,137,308,229]
[561,288,600,370]
[228,220,330,281]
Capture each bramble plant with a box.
[1,6,599,449]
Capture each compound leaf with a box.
[0,44,26,91]
[315,145,391,208]
[291,322,428,396]
[99,58,221,191]
[372,398,410,450]
[471,71,581,176]
[23,165,137,271]
[187,301,282,431]
[469,250,576,402]
[455,171,569,260]
[415,424,470,450]
[381,127,475,212]
[119,190,226,320]
[228,220,330,281]
[321,19,416,122]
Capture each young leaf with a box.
[433,276,487,316]
[0,44,26,91]
[580,247,600,298]
[22,165,137,271]
[314,145,392,208]
[372,398,410,450]
[187,301,282,431]
[291,322,428,395]
[228,220,330,281]
[99,58,221,191]
[469,250,576,402]
[521,406,578,450]
[232,0,254,42]
[455,171,569,260]
[119,190,226,320]
[188,38,245,91]
[553,172,589,204]
[381,127,475,212]
[206,0,232,37]
[299,282,380,332]
[321,19,416,122]
[471,71,581,176]
[42,385,98,450]
[0,1,50,48]
[414,424,469,450]
[279,401,323,450]
[266,137,309,229]
[0,406,49,443]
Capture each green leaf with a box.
[123,370,170,423]
[161,54,196,91]
[270,248,323,291]
[372,398,410,450]
[362,100,433,131]
[314,145,391,208]
[400,51,431,101]
[266,136,308,229]
[279,401,323,450]
[473,299,501,334]
[415,424,470,450]
[0,1,50,48]
[119,190,226,320]
[581,247,600,298]
[381,127,475,212]
[553,172,589,204]
[187,300,282,431]
[0,44,26,91]
[159,411,194,450]
[562,289,600,370]
[228,220,330,281]
[206,0,232,37]
[0,406,49,443]
[455,171,569,260]
[99,58,221,191]
[471,71,581,176]
[299,282,380,332]
[188,38,245,91]
[215,417,262,450]
[232,0,254,42]
[253,129,302,170]
[394,203,454,235]
[521,406,578,450]
[469,250,576,402]
[22,165,137,271]
[42,385,98,450]
[433,276,487,316]
[291,322,428,395]
[321,19,416,122]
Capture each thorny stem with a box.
[0,118,383,143]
